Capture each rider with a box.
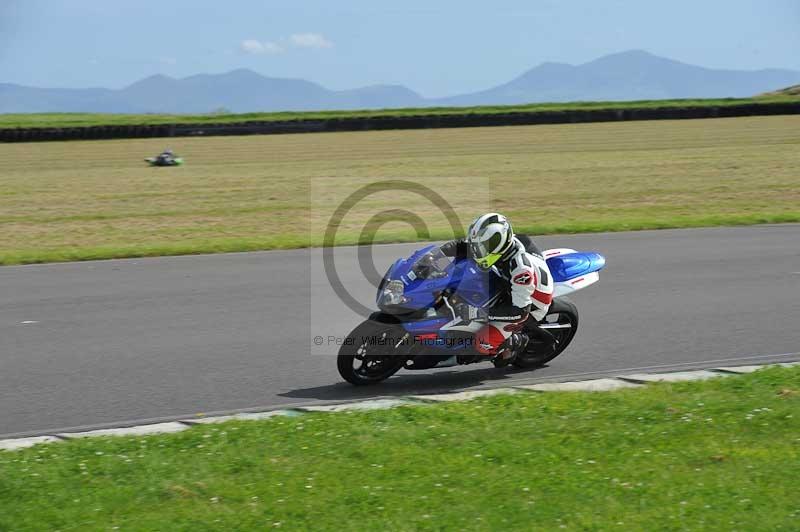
[157,148,174,164]
[440,213,554,367]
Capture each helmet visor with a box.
[469,229,503,256]
[469,238,503,270]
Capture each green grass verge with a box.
[1,367,799,530]
[2,212,799,266]
[1,96,799,129]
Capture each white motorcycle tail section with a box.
[553,271,600,297]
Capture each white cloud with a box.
[289,33,333,49]
[240,34,332,54]
[240,39,284,55]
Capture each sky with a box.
[1,0,799,97]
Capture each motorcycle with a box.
[144,154,183,166]
[337,236,606,385]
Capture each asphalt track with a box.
[1,225,799,438]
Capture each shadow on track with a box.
[278,365,550,402]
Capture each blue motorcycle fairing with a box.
[546,252,606,283]
[400,319,473,350]
[402,319,452,333]
[377,245,498,351]
[378,245,499,312]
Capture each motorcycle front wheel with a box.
[337,318,408,385]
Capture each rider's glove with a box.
[455,303,487,322]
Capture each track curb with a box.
[2,361,798,451]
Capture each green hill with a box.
[760,84,800,97]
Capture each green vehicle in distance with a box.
[145,149,183,166]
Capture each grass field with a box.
[1,115,799,265]
[1,96,798,129]
[1,366,798,530]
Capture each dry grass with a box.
[1,115,799,264]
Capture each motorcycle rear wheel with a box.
[337,319,408,385]
[513,297,579,369]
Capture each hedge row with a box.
[2,102,799,142]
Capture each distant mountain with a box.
[0,84,132,113]
[2,51,800,114]
[438,50,800,106]
[0,70,427,114]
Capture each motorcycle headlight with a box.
[377,280,408,306]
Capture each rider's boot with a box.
[492,332,529,368]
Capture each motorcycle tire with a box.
[337,317,408,385]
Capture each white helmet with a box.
[467,213,514,270]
